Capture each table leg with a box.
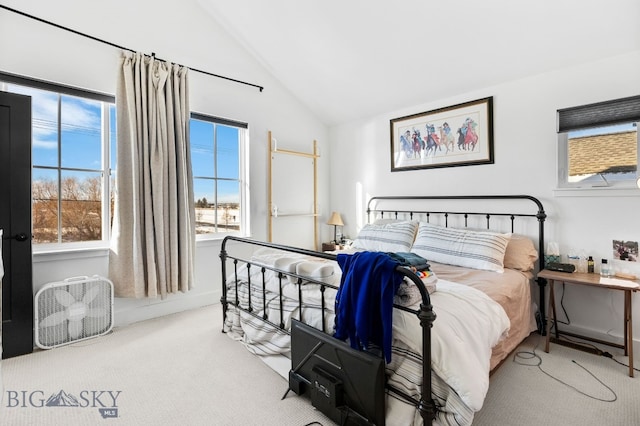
[545,280,555,353]
[626,290,634,378]
[552,282,559,340]
[624,290,629,357]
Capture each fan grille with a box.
[35,276,114,349]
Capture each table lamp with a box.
[327,212,344,244]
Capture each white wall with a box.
[329,50,640,360]
[3,1,640,361]
[0,0,330,326]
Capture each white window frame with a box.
[555,95,640,195]
[190,112,250,241]
[0,73,115,252]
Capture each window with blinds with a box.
[557,95,640,189]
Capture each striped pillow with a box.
[411,222,511,273]
[352,221,418,253]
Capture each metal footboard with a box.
[220,236,437,424]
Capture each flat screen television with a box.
[287,319,386,425]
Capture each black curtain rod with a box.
[0,4,264,92]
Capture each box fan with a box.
[35,275,114,349]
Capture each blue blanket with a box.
[334,251,403,363]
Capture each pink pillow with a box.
[503,234,538,271]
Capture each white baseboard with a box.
[113,288,222,328]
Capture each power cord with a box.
[559,282,571,326]
[546,283,571,332]
[602,351,640,373]
[513,336,617,402]
[551,331,640,373]
[544,285,571,336]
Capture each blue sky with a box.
[569,122,636,138]
[190,119,240,204]
[9,83,240,204]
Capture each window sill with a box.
[553,187,640,197]
[195,231,247,245]
[32,234,251,263]
[33,246,109,263]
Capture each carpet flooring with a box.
[1,304,639,425]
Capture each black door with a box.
[0,90,34,358]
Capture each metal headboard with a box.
[366,194,548,332]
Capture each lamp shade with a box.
[327,212,344,226]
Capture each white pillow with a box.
[374,218,404,225]
[352,221,418,253]
[463,229,539,272]
[295,261,335,284]
[411,222,511,273]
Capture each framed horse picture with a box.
[390,97,494,172]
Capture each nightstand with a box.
[538,269,640,377]
[322,242,337,252]
[322,243,351,253]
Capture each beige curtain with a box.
[109,52,195,298]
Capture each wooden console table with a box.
[538,269,640,377]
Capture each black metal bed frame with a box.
[366,195,548,328]
[219,194,546,425]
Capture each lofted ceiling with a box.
[198,0,640,126]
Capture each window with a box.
[0,74,115,249]
[557,95,640,189]
[1,73,249,249]
[190,113,248,238]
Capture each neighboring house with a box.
[569,131,637,175]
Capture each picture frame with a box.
[390,96,494,172]
[613,240,638,262]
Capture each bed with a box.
[220,195,547,425]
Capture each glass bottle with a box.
[577,251,587,273]
[600,259,611,277]
[587,256,594,273]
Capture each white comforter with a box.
[225,248,510,425]
[393,279,509,412]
